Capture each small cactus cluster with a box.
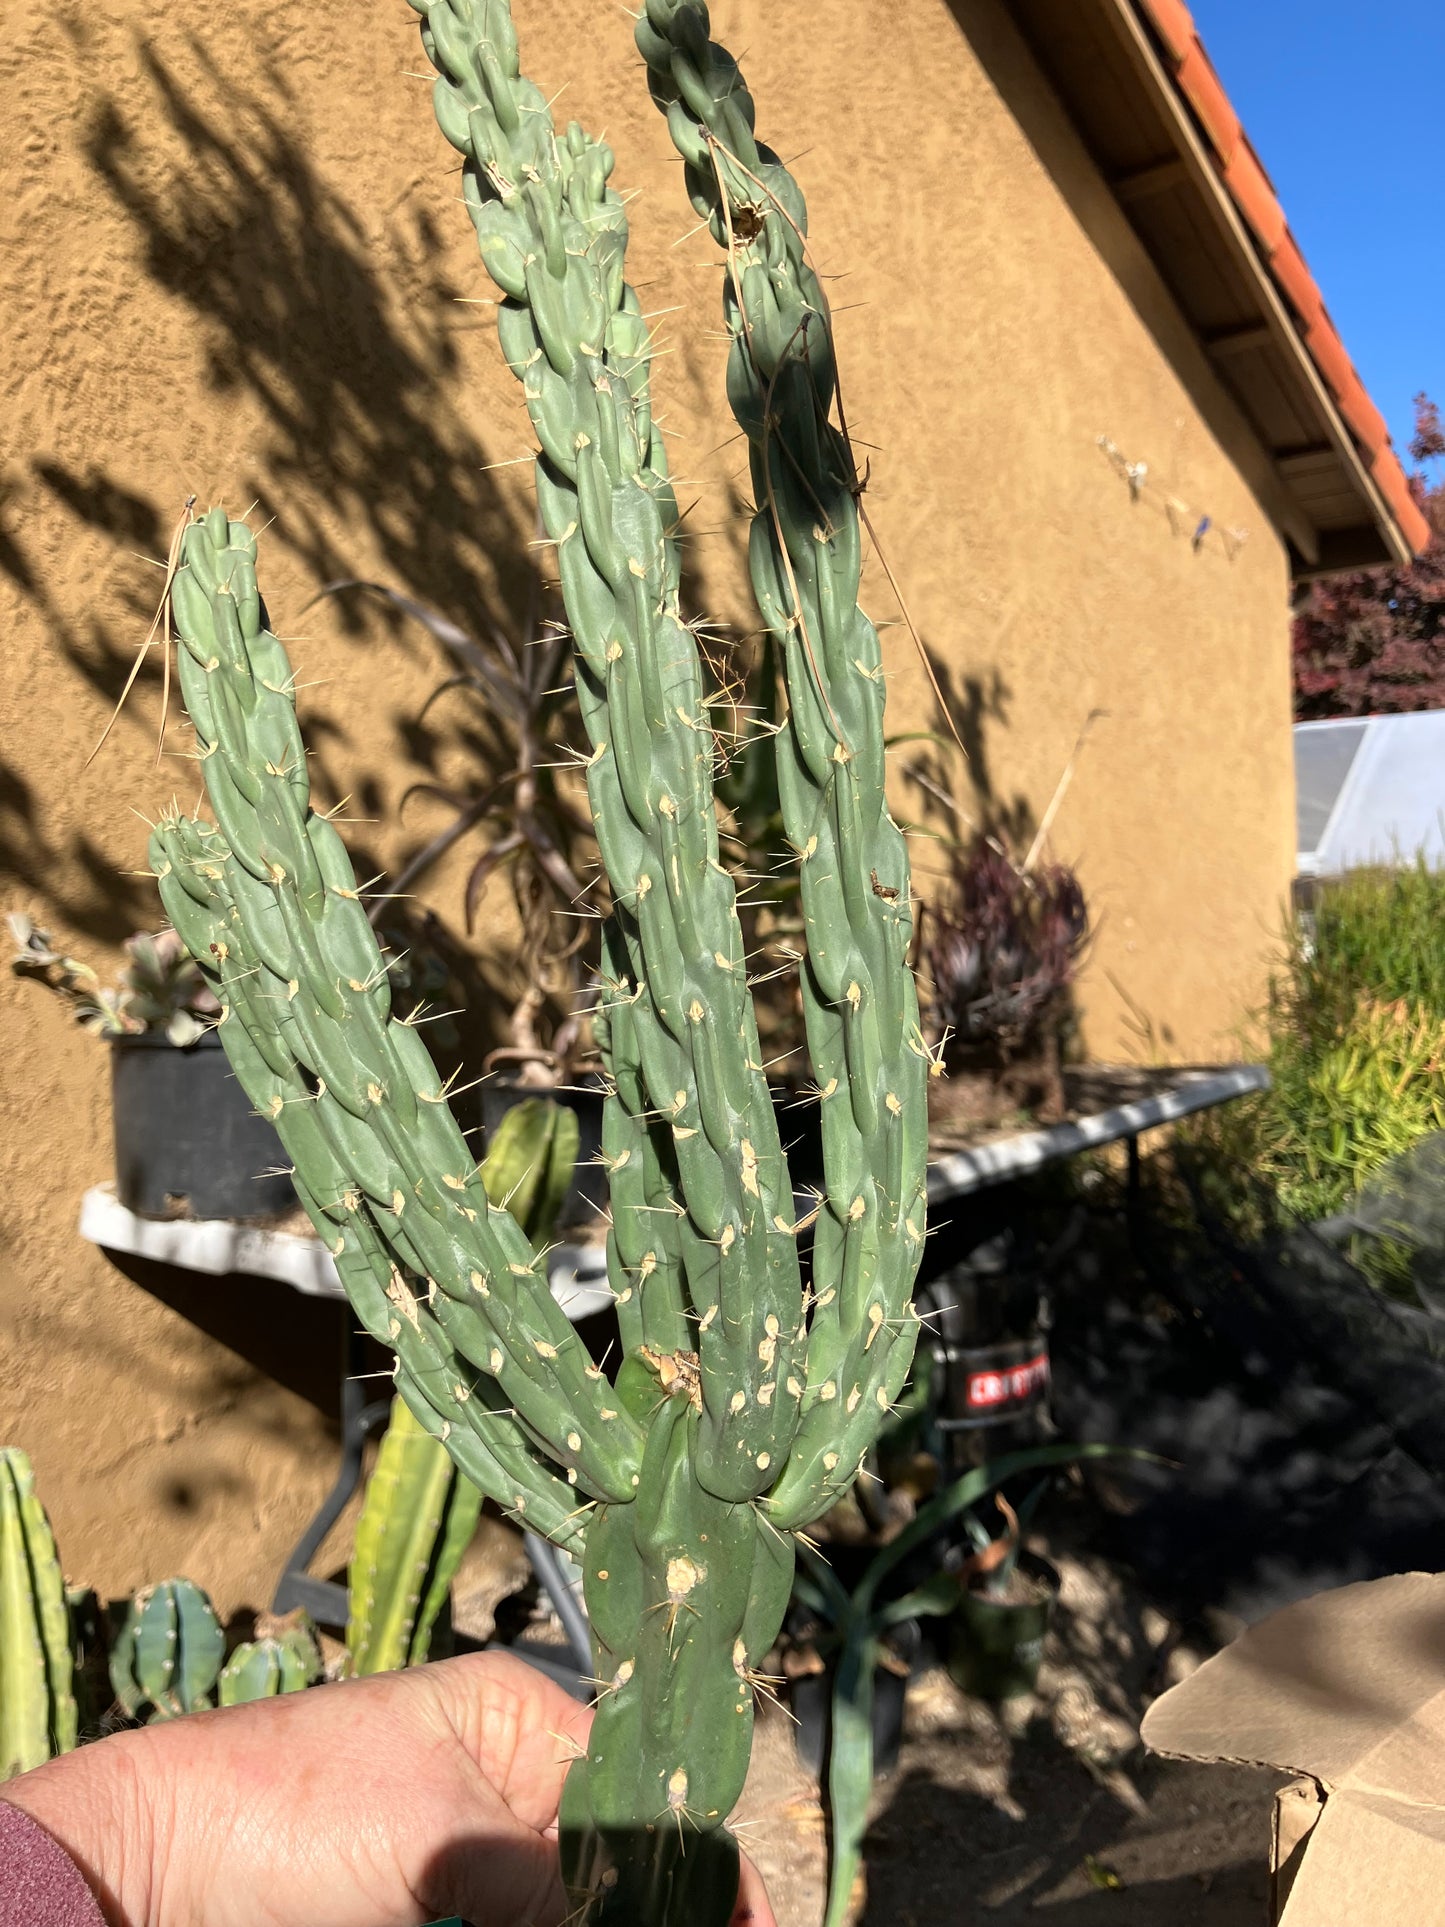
[110,1582,324,1719]
[0,1451,76,1780]
[151,1,926,1918]
[109,1578,226,1722]
[219,1617,323,1705]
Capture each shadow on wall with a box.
[3,31,578,984]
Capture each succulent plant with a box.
[8,914,220,1047]
[218,1614,324,1705]
[148,1,927,1918]
[109,1578,225,1722]
[925,836,1088,1059]
[347,1396,484,1677]
[0,1450,76,1780]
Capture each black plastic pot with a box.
[948,1552,1059,1701]
[480,1075,608,1233]
[111,1031,298,1221]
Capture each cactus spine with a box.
[152,1,926,1916]
[0,1450,76,1779]
[109,1578,225,1722]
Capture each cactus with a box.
[479,1096,580,1249]
[150,1,926,1917]
[218,1615,323,1706]
[348,1099,577,1675]
[109,1578,225,1722]
[0,1450,77,1779]
[347,1397,484,1675]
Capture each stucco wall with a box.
[0,0,1296,1605]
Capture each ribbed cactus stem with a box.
[109,1578,225,1723]
[634,0,928,1527]
[151,511,644,1528]
[0,1451,76,1779]
[219,1620,322,1705]
[410,0,811,1501]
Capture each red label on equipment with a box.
[965,1351,1050,1412]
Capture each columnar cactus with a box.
[631,0,932,1522]
[109,1578,225,1722]
[152,1,926,1918]
[0,1450,76,1780]
[347,1396,484,1675]
[218,1618,323,1706]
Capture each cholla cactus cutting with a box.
[151,1,926,1918]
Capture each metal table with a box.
[926,1063,1269,1206]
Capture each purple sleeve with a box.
[0,1802,107,1927]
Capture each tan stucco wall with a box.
[0,0,1295,1604]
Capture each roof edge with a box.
[1129,0,1430,562]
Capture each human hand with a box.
[3,1650,776,1927]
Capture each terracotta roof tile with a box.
[1303,309,1356,401]
[1271,230,1323,332]
[1175,43,1241,165]
[1223,134,1286,255]
[1371,448,1433,556]
[1336,376,1390,463]
[1136,0,1195,67]
[1132,0,1426,557]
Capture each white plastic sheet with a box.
[1295,712,1445,876]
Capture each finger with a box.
[426,1818,572,1927]
[424,1651,594,1830]
[732,1852,778,1927]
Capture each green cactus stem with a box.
[633,0,929,1529]
[109,1578,225,1723]
[218,1616,323,1705]
[0,1450,77,1780]
[347,1396,485,1675]
[152,0,931,1914]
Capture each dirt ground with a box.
[734,1543,1284,1926]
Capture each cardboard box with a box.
[1142,1573,1445,1926]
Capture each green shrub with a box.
[1193,862,1445,1238]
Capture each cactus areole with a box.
[153,2,925,1918]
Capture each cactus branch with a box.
[633,0,928,1527]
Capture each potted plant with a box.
[947,1484,1061,1701]
[923,830,1089,1135]
[8,915,295,1220]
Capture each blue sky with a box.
[1191,0,1443,463]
